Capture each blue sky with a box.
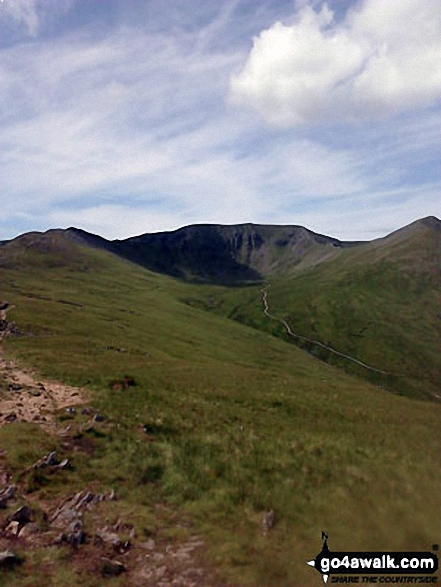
[0,0,440,241]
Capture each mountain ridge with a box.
[1,215,439,284]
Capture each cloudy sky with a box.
[1,0,440,241]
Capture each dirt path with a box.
[0,346,86,432]
[261,286,397,376]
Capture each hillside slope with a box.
[0,230,440,586]
[203,217,441,400]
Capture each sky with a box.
[0,0,440,241]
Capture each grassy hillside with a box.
[201,218,441,401]
[0,231,440,586]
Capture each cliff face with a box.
[105,223,360,283]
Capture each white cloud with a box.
[1,0,39,35]
[229,0,441,126]
[283,182,441,241]
[0,3,439,243]
[0,0,74,37]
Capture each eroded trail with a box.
[261,286,395,376]
[0,346,87,432]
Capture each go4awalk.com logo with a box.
[307,533,438,585]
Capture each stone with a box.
[95,528,124,550]
[35,451,60,469]
[100,557,126,577]
[51,506,80,528]
[262,509,276,534]
[0,550,22,569]
[65,520,86,548]
[56,459,71,470]
[10,505,32,525]
[0,485,15,508]
[19,522,40,538]
[4,521,19,535]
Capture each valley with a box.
[0,218,440,586]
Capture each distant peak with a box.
[419,216,441,231]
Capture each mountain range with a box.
[2,215,439,284]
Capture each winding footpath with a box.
[260,286,397,377]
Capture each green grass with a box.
[1,234,440,586]
[199,231,441,400]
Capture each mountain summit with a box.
[64,223,363,283]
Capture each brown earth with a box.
[0,350,87,433]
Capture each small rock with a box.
[66,407,76,415]
[75,491,94,510]
[36,451,60,469]
[81,408,93,415]
[155,565,167,578]
[0,485,16,508]
[19,522,40,538]
[51,507,79,527]
[65,520,86,548]
[10,504,32,524]
[93,413,105,422]
[53,520,86,548]
[95,528,127,552]
[4,521,19,535]
[92,493,105,504]
[153,552,165,561]
[262,510,276,534]
[100,557,126,577]
[0,550,22,569]
[129,527,137,540]
[56,459,71,470]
